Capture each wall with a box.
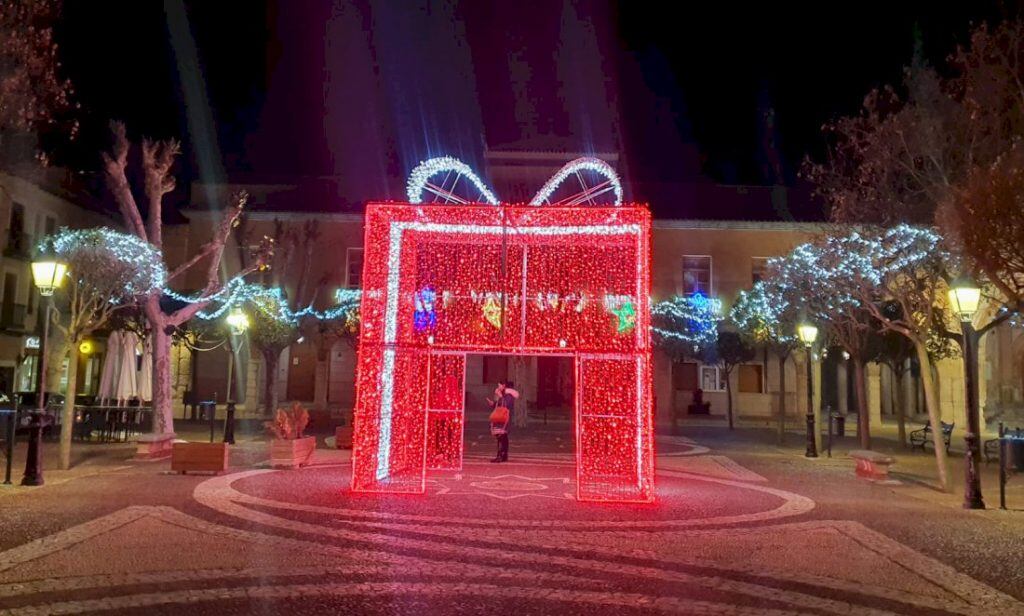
[0,172,113,392]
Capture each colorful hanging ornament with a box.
[482,294,503,329]
[611,300,636,334]
[414,286,437,332]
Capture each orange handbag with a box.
[489,406,509,424]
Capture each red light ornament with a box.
[352,159,654,503]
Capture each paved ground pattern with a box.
[1,424,1022,615]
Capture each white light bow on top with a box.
[406,155,623,207]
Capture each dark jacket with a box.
[492,387,519,432]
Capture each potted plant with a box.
[334,409,354,449]
[265,402,316,469]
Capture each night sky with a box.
[55,0,1013,218]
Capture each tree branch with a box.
[102,122,147,242]
[167,191,249,283]
[141,138,180,250]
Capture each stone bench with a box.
[849,450,896,479]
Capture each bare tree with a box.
[43,228,163,468]
[730,283,800,444]
[712,330,755,431]
[941,143,1024,315]
[102,123,269,438]
[846,227,957,489]
[0,0,76,165]
[238,220,325,415]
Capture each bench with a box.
[687,402,711,415]
[909,421,954,454]
[985,427,1023,463]
[849,450,896,479]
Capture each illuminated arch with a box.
[530,157,623,207]
[406,156,500,205]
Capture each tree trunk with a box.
[58,344,79,470]
[852,359,870,449]
[777,354,786,444]
[262,346,281,416]
[914,341,949,491]
[45,336,69,393]
[894,369,907,446]
[725,367,734,430]
[144,296,175,437]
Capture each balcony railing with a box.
[3,232,31,259]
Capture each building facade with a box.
[0,169,113,400]
[174,192,1006,437]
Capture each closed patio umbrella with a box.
[96,330,122,403]
[113,331,139,404]
[137,334,152,402]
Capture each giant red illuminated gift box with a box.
[351,202,654,502]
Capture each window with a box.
[738,364,764,393]
[700,365,725,392]
[26,275,33,314]
[751,257,770,285]
[7,202,26,255]
[346,248,364,288]
[672,361,698,391]
[44,216,56,236]
[681,256,711,296]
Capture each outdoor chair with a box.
[909,421,954,453]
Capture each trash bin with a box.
[199,401,216,421]
[832,413,846,437]
[1002,434,1024,472]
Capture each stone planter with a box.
[135,432,177,460]
[335,425,353,449]
[170,441,229,474]
[270,435,316,469]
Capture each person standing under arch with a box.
[489,380,518,462]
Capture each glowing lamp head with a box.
[31,257,68,296]
[226,309,249,335]
[78,340,94,355]
[796,323,818,348]
[948,279,981,322]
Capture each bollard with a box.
[999,422,1006,511]
[223,402,236,445]
[21,411,48,486]
[3,409,15,484]
[199,400,216,444]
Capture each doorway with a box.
[455,354,575,460]
[286,341,317,401]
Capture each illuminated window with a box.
[751,257,770,285]
[682,256,711,296]
[738,364,764,393]
[346,247,364,288]
[700,365,725,392]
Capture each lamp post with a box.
[797,322,819,458]
[222,308,249,444]
[949,279,984,510]
[22,254,68,486]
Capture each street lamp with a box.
[22,253,68,485]
[222,308,249,444]
[226,308,249,336]
[797,322,819,458]
[949,279,985,509]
